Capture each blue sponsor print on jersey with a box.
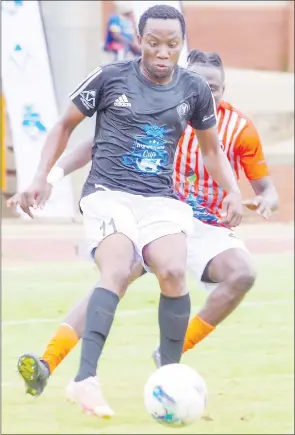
[152,385,180,425]
[22,106,47,140]
[122,124,171,175]
[175,169,223,226]
[186,193,220,224]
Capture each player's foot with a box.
[152,347,161,368]
[17,353,50,396]
[66,376,115,418]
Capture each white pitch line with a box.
[2,299,291,326]
[2,307,156,326]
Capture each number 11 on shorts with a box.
[100,218,117,237]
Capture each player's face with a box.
[138,18,184,84]
[188,64,225,108]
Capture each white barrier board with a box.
[1,0,75,218]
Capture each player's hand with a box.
[6,179,53,218]
[243,196,272,220]
[218,192,243,227]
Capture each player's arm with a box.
[6,103,85,215]
[55,137,92,178]
[247,176,279,218]
[45,137,93,185]
[7,138,93,218]
[34,66,104,186]
[237,122,279,219]
[191,80,243,227]
[33,103,86,185]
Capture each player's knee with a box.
[157,263,186,295]
[110,265,132,289]
[158,264,185,283]
[229,264,257,293]
[100,263,133,294]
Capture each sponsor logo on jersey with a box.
[177,101,190,119]
[80,90,96,110]
[202,113,215,123]
[114,94,131,107]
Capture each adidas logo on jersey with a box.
[114,94,131,107]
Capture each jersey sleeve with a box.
[236,120,269,180]
[69,66,107,117]
[190,78,217,130]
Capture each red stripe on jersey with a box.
[208,110,227,206]
[192,142,199,195]
[174,101,249,218]
[228,119,242,177]
[209,110,232,211]
[183,132,195,197]
[174,133,184,189]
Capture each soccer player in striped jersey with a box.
[168,49,279,355]
[10,49,278,399]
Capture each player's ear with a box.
[137,34,142,45]
[222,83,226,96]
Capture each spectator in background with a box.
[104,1,141,61]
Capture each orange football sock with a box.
[183,315,216,353]
[41,323,79,374]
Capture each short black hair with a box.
[187,49,225,80]
[138,4,186,38]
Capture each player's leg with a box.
[18,264,145,397]
[66,190,139,416]
[183,220,256,353]
[43,264,145,372]
[58,263,146,339]
[141,198,194,367]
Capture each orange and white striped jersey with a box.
[174,99,269,224]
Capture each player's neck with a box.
[139,60,175,85]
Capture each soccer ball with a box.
[144,363,207,427]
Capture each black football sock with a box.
[75,287,119,382]
[158,293,191,366]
